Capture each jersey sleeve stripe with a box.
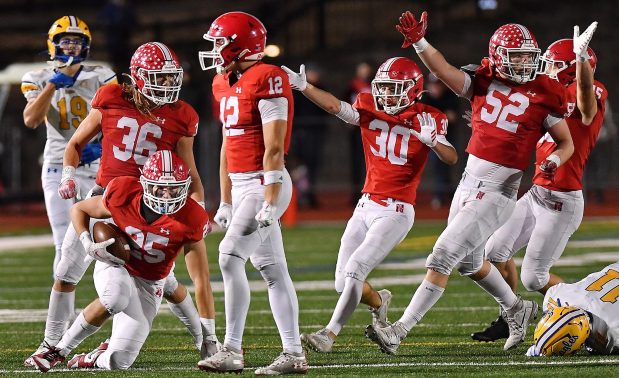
[103,75,117,83]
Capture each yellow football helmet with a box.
[47,16,92,65]
[532,306,590,356]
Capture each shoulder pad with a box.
[460,64,480,77]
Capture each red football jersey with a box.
[354,93,448,205]
[467,59,567,170]
[533,80,607,191]
[103,176,209,281]
[92,84,199,187]
[212,62,294,173]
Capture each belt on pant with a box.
[362,193,393,207]
[461,172,518,196]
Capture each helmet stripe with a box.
[382,57,398,72]
[68,15,77,28]
[513,24,532,41]
[152,42,173,61]
[162,150,172,174]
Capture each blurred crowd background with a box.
[0,0,617,219]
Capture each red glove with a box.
[539,155,560,181]
[58,166,78,199]
[396,11,428,48]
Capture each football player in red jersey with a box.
[365,11,575,354]
[196,11,308,375]
[472,23,605,342]
[26,43,219,367]
[30,151,211,372]
[282,57,457,352]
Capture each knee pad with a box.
[520,268,548,292]
[334,272,345,294]
[344,257,370,283]
[456,259,483,276]
[425,242,461,276]
[107,351,134,370]
[100,282,131,315]
[163,274,178,297]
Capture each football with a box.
[92,222,132,263]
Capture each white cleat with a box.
[365,323,403,355]
[67,338,108,369]
[24,340,54,367]
[197,347,244,373]
[301,328,334,353]
[369,289,392,327]
[255,351,308,375]
[504,297,539,351]
[200,335,222,359]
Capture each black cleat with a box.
[471,315,509,342]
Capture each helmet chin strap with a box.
[48,56,74,69]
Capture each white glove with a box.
[412,112,438,147]
[213,202,232,229]
[463,109,473,128]
[255,201,277,228]
[573,21,597,61]
[525,344,541,357]
[79,231,124,266]
[281,64,307,91]
[58,166,79,200]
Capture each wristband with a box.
[413,38,430,54]
[61,166,76,181]
[546,154,561,167]
[263,170,284,185]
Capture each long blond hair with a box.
[121,73,178,120]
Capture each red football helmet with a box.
[371,57,424,115]
[488,24,541,84]
[199,11,267,74]
[129,42,183,105]
[140,150,191,215]
[541,39,597,86]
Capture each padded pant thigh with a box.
[94,262,133,315]
[335,212,367,293]
[55,223,91,284]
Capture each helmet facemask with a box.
[539,56,572,85]
[495,46,541,84]
[199,33,253,74]
[134,65,183,106]
[371,79,417,115]
[140,174,191,215]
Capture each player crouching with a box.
[30,150,211,372]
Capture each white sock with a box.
[56,312,100,357]
[44,289,75,345]
[326,277,363,335]
[200,318,216,338]
[473,265,518,310]
[398,279,445,332]
[260,264,302,354]
[221,254,250,352]
[168,293,202,348]
[52,245,62,279]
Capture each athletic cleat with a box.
[504,297,539,350]
[301,328,334,353]
[369,289,392,327]
[471,309,509,342]
[255,351,308,375]
[365,323,402,355]
[31,346,66,372]
[67,338,108,369]
[201,337,222,359]
[197,347,244,373]
[24,340,54,367]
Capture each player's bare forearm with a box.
[576,60,597,125]
[184,240,215,318]
[219,137,232,204]
[176,136,205,203]
[23,83,55,129]
[262,119,286,205]
[418,44,467,96]
[547,120,575,164]
[302,83,342,115]
[70,196,112,235]
[64,109,103,167]
[432,142,458,165]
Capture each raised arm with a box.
[573,22,598,125]
[396,11,467,96]
[23,83,56,129]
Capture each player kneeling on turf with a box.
[30,150,211,372]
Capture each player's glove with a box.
[79,231,124,266]
[573,21,598,62]
[58,166,79,200]
[463,109,473,128]
[539,154,561,181]
[79,142,102,165]
[525,345,541,357]
[412,112,438,147]
[255,201,277,228]
[49,66,83,89]
[396,11,428,50]
[281,64,307,91]
[213,202,232,229]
